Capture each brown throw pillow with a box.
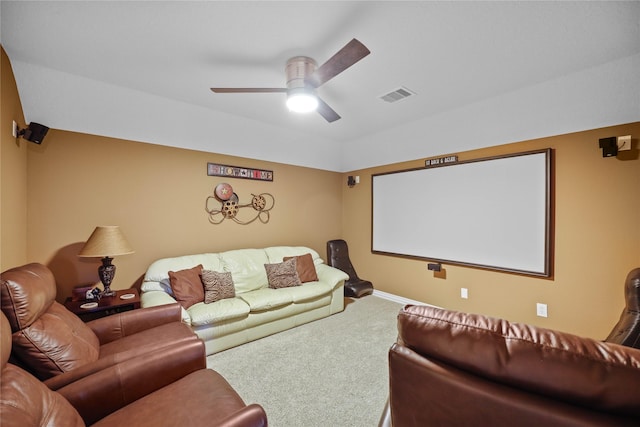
[283,253,318,283]
[201,270,236,303]
[265,258,302,289]
[168,264,204,309]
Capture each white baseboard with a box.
[372,290,440,308]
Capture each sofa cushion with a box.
[1,363,85,427]
[150,279,174,295]
[238,288,294,311]
[168,265,204,309]
[398,305,640,417]
[265,258,301,289]
[1,264,102,380]
[283,253,318,283]
[187,298,250,326]
[1,262,58,332]
[279,281,333,303]
[219,249,269,294]
[201,271,235,303]
[265,246,323,266]
[10,302,100,380]
[143,254,223,284]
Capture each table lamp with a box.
[78,226,134,297]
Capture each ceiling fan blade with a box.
[316,97,341,123]
[306,39,370,88]
[210,88,287,93]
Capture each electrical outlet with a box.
[536,303,548,318]
[12,121,18,138]
[460,288,468,299]
[617,135,631,151]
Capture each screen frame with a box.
[371,148,553,278]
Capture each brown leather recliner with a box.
[0,262,198,389]
[389,305,640,426]
[0,311,268,426]
[605,267,640,348]
[327,239,373,298]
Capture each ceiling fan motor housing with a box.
[285,56,317,90]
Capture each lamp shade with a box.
[78,226,135,258]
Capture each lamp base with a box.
[98,257,117,297]
[101,289,116,297]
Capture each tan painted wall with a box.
[3,47,639,338]
[0,46,28,270]
[26,130,343,302]
[342,123,640,339]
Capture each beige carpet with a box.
[206,295,403,427]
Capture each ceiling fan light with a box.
[286,90,318,113]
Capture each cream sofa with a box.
[140,246,349,355]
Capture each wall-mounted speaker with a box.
[18,122,49,144]
[427,263,442,272]
[599,137,617,157]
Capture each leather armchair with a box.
[1,263,198,388]
[605,267,640,348]
[0,312,268,426]
[389,305,640,426]
[326,239,373,298]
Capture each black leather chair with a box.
[326,239,373,298]
[605,267,640,348]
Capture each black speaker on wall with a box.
[18,122,49,144]
[599,137,618,158]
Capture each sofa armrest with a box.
[141,290,191,324]
[216,403,268,427]
[316,264,349,289]
[43,351,142,391]
[43,332,199,391]
[58,338,206,425]
[87,303,182,344]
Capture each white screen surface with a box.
[372,150,551,276]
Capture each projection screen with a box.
[372,149,552,277]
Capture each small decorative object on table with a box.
[64,288,141,322]
[85,287,102,301]
[71,285,93,301]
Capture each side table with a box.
[64,288,140,322]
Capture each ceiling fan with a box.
[210,38,370,123]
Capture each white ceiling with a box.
[2,1,639,172]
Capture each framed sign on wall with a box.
[207,163,273,181]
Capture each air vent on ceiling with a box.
[379,86,415,103]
